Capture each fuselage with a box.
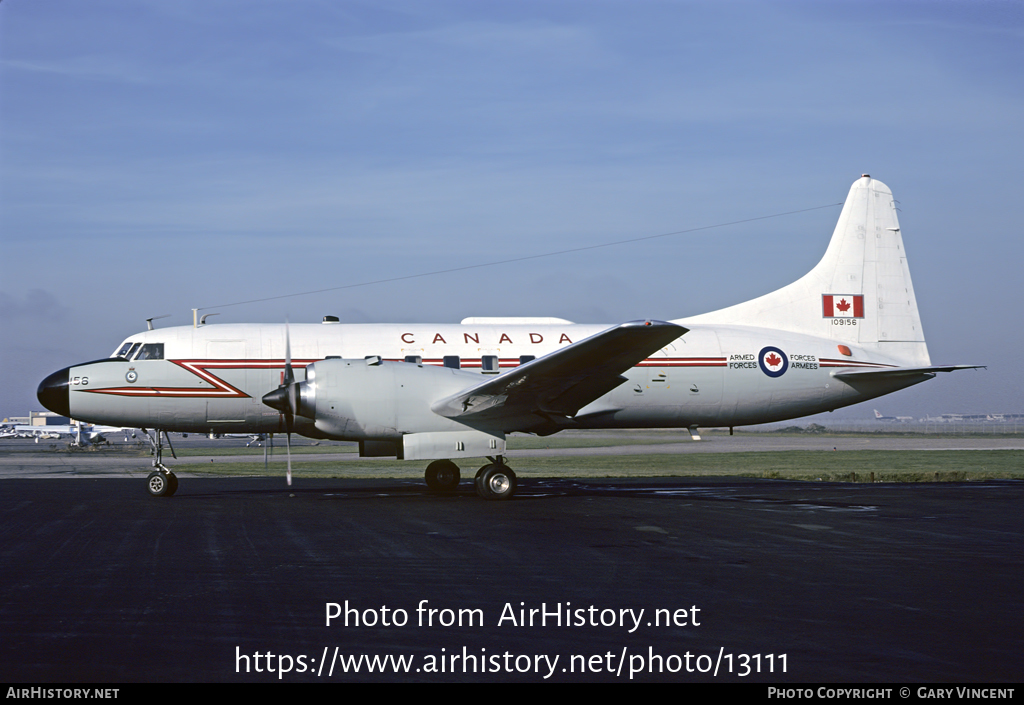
[41,318,924,439]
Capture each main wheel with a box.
[147,471,177,497]
[425,459,460,492]
[475,463,517,501]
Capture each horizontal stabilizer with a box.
[431,320,686,432]
[832,364,985,380]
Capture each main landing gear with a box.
[424,456,517,501]
[144,429,178,497]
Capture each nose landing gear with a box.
[144,429,178,497]
[147,470,178,497]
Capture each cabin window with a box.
[519,355,535,365]
[404,355,422,364]
[443,356,461,369]
[481,355,499,373]
[135,343,165,360]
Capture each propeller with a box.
[261,321,295,486]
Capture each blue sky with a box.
[2,1,1022,419]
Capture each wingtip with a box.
[623,318,683,328]
[622,319,689,336]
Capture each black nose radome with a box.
[38,367,71,418]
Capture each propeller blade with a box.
[284,320,294,486]
[287,379,299,423]
[286,429,292,486]
[283,319,294,387]
[256,321,298,486]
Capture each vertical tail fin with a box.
[682,176,930,366]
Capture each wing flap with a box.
[431,320,686,432]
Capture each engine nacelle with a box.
[292,358,505,460]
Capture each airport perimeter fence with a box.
[750,421,1024,436]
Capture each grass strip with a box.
[174,449,1024,482]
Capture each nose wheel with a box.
[147,470,178,497]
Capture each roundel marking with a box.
[126,370,138,383]
[758,346,789,378]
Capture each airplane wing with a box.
[832,364,985,380]
[431,319,686,434]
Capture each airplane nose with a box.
[37,367,71,417]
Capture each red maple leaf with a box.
[765,353,781,367]
[836,298,851,313]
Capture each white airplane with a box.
[873,409,915,422]
[37,176,981,499]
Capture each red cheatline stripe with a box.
[638,358,727,367]
[82,354,737,399]
[84,359,318,399]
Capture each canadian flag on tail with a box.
[823,294,864,318]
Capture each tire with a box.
[475,464,517,501]
[425,459,461,492]
[147,471,177,497]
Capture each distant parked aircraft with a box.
[873,409,915,423]
[1,423,136,444]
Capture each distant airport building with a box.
[29,411,72,426]
[2,412,72,426]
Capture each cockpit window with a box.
[135,343,164,360]
[113,342,142,359]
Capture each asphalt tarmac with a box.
[1,439,1022,682]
